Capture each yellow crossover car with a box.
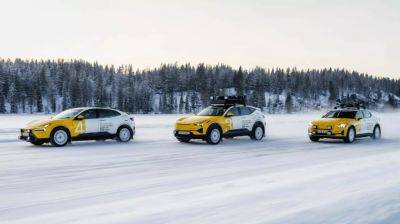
[308,108,381,143]
[174,96,266,144]
[20,107,135,147]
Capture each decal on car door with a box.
[100,122,113,132]
[75,121,85,134]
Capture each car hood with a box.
[311,118,353,126]
[176,116,214,124]
[25,118,53,129]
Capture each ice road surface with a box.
[1,112,400,224]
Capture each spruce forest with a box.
[0,58,399,114]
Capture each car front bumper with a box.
[174,130,206,139]
[308,129,346,139]
[19,129,49,142]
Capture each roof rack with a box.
[210,96,246,107]
[334,99,366,110]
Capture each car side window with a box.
[227,107,240,116]
[239,106,250,116]
[80,109,97,119]
[363,110,372,118]
[98,109,121,118]
[247,107,255,114]
[356,111,364,119]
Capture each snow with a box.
[1,112,400,224]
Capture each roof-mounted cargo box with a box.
[210,96,246,107]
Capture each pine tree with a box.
[328,81,337,102]
[179,92,184,114]
[233,66,245,95]
[285,92,293,113]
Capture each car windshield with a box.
[323,110,357,119]
[197,106,226,116]
[53,108,85,119]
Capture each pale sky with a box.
[1,0,399,77]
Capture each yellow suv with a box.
[174,96,266,144]
[20,107,135,147]
[308,108,381,143]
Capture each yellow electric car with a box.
[308,107,381,143]
[174,96,266,144]
[20,107,135,147]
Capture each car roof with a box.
[73,107,122,112]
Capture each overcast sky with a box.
[1,0,399,77]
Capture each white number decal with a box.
[75,121,84,134]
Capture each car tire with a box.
[251,124,264,141]
[309,136,320,142]
[177,137,191,143]
[116,126,133,142]
[344,126,356,143]
[206,124,222,145]
[50,127,70,147]
[371,125,381,140]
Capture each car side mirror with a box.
[356,117,362,121]
[75,115,84,120]
[225,112,234,117]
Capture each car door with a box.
[226,106,242,130]
[238,106,253,131]
[362,110,374,134]
[355,111,367,134]
[75,109,100,135]
[97,109,121,134]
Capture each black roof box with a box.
[210,96,246,106]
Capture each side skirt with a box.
[356,133,373,138]
[223,129,251,138]
[71,132,117,141]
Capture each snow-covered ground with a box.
[1,112,400,224]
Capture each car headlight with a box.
[194,122,204,127]
[338,123,346,129]
[34,124,49,131]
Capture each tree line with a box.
[0,58,399,114]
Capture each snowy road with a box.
[1,112,400,224]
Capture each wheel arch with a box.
[253,121,265,130]
[207,123,223,133]
[117,124,133,138]
[51,125,71,138]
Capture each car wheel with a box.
[309,136,320,142]
[251,124,264,141]
[177,137,191,143]
[50,127,70,147]
[117,126,133,142]
[344,127,356,143]
[206,125,222,145]
[371,125,381,140]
